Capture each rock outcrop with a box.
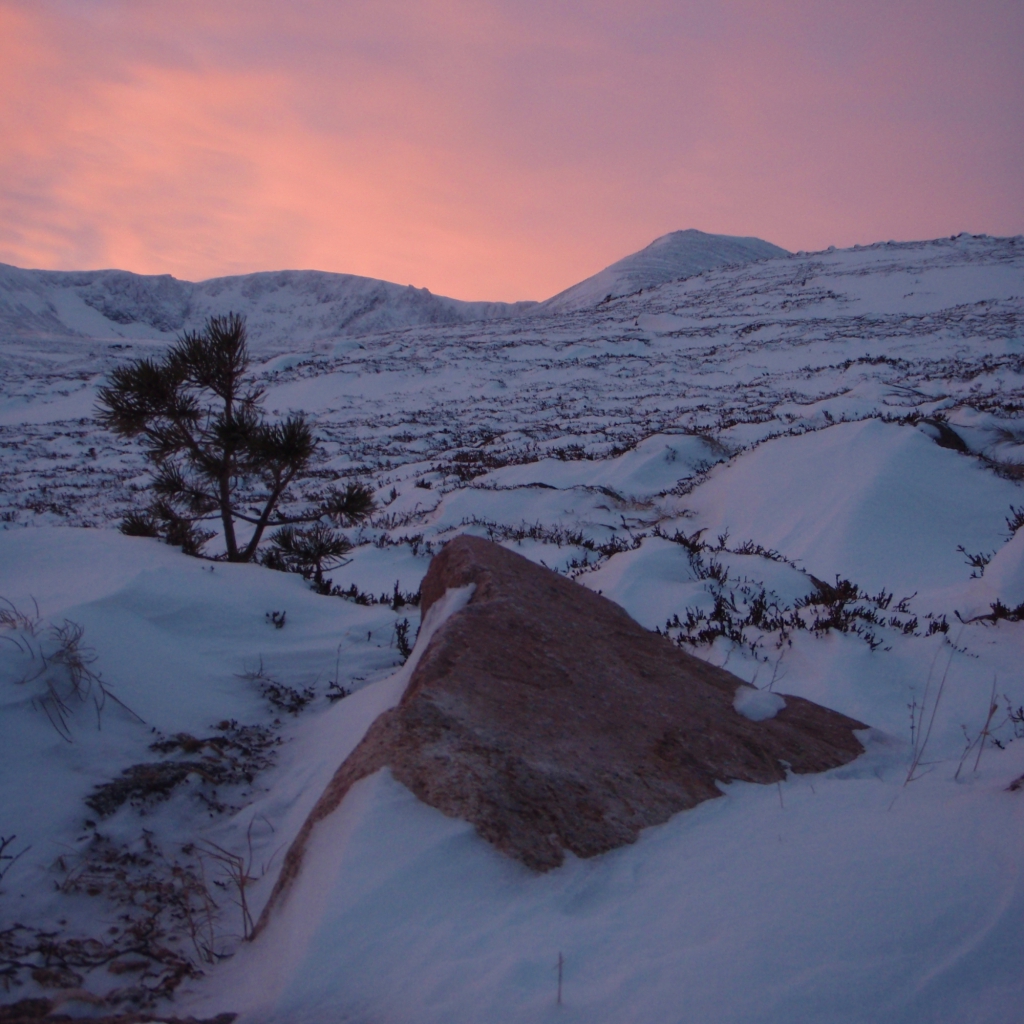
[258,536,865,927]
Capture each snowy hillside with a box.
[0,228,787,359]
[3,233,1020,529]
[2,232,1024,1023]
[0,262,538,353]
[537,228,788,313]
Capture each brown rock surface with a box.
[258,535,866,927]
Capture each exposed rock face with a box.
[258,536,865,927]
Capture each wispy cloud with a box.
[1,0,1021,299]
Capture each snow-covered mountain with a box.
[0,262,539,352]
[537,228,789,313]
[2,232,1024,1024]
[0,229,788,353]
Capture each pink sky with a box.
[1,0,1021,301]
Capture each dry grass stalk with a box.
[196,819,269,942]
[905,628,963,784]
[955,676,1001,781]
[0,598,140,741]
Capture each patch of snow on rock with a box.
[733,686,787,721]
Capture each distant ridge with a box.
[538,229,789,314]
[0,229,788,349]
[0,264,538,351]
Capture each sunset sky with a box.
[1,0,1021,301]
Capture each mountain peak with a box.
[539,228,789,313]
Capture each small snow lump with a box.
[733,686,786,722]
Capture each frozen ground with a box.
[1,233,1024,1022]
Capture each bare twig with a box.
[0,835,30,885]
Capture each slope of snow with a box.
[2,233,1024,1022]
[537,228,788,313]
[5,523,1023,1024]
[191,761,1024,1024]
[0,526,413,803]
[476,432,727,495]
[682,419,1022,597]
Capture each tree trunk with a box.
[241,470,294,562]
[219,469,240,560]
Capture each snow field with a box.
[195,753,1024,1024]
[3,234,1022,531]
[0,528,418,997]
[5,406,1021,1020]
[1,234,1023,1020]
[680,419,1021,596]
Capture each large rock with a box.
[258,536,865,926]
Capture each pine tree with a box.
[263,522,355,594]
[97,313,374,561]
